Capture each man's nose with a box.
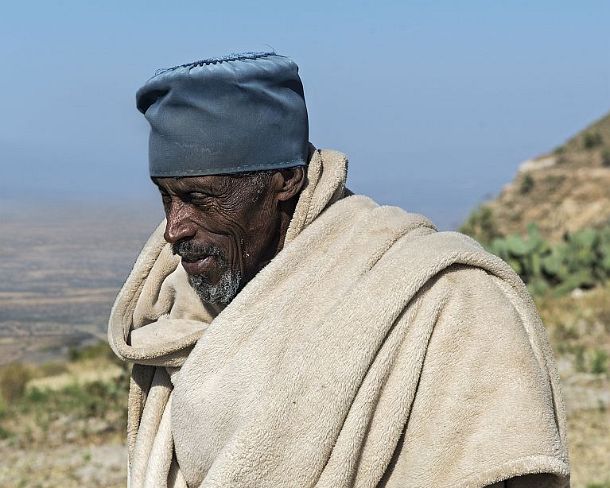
[164,199,197,244]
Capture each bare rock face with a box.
[479,112,610,241]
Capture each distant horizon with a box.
[4,104,609,229]
[2,107,609,231]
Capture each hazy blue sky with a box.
[1,0,609,229]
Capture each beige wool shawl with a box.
[109,148,569,488]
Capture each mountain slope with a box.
[465,112,610,242]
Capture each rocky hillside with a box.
[463,111,610,242]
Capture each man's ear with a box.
[273,167,306,202]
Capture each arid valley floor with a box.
[0,201,161,365]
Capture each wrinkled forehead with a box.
[153,174,228,193]
[152,170,271,196]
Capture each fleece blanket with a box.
[108,148,569,488]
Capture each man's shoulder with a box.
[420,260,537,346]
[387,255,570,488]
[431,261,519,306]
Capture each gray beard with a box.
[187,268,243,306]
[172,240,243,306]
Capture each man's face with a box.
[154,172,281,305]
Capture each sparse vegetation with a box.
[459,204,501,245]
[0,341,128,448]
[0,342,129,488]
[601,148,610,167]
[567,346,609,375]
[591,349,608,375]
[470,112,610,241]
[0,363,33,403]
[543,173,566,188]
[533,282,610,486]
[519,173,535,194]
[68,341,118,363]
[583,131,603,149]
[38,361,69,377]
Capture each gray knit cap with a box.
[136,51,309,177]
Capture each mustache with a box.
[172,240,226,263]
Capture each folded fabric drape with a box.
[109,148,569,488]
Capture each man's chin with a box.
[187,269,243,306]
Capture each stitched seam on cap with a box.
[154,51,277,76]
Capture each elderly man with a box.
[109,52,569,488]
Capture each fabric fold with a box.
[109,147,569,488]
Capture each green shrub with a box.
[0,425,12,440]
[68,341,116,363]
[485,223,610,296]
[583,131,603,149]
[13,370,129,429]
[0,363,33,403]
[574,346,586,373]
[25,387,49,404]
[591,349,608,375]
[459,205,501,245]
[519,174,535,194]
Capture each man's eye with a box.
[186,193,215,206]
[189,192,215,200]
[191,199,214,210]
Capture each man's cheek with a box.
[209,213,247,265]
[197,206,243,235]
